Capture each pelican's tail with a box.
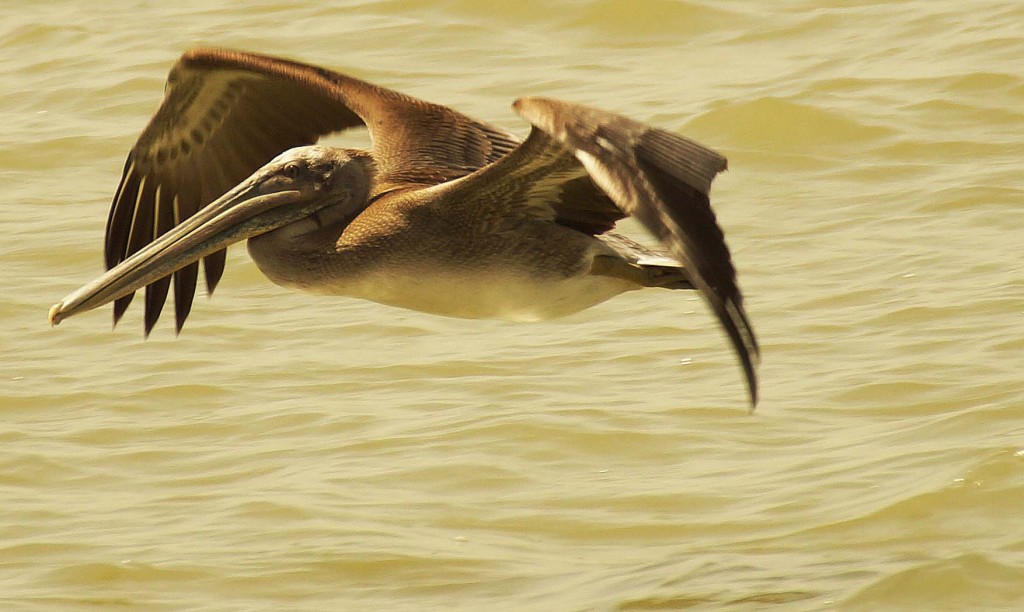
[639,262,694,290]
[594,231,694,290]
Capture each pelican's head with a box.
[244,146,373,244]
[48,145,372,327]
[248,145,374,230]
[265,145,370,196]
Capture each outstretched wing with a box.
[515,97,759,405]
[435,97,759,404]
[105,48,519,333]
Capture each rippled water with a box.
[2,1,1023,609]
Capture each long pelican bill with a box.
[49,175,320,328]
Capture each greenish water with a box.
[2,1,1023,609]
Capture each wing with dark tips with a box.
[512,97,760,406]
[104,48,520,333]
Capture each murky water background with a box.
[2,1,1023,609]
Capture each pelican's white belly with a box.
[319,267,639,321]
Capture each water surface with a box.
[2,1,1023,609]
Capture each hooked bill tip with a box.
[48,302,64,327]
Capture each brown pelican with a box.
[48,49,760,405]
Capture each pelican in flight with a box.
[48,49,760,405]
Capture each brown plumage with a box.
[50,48,760,405]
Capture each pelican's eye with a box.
[283,162,302,179]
